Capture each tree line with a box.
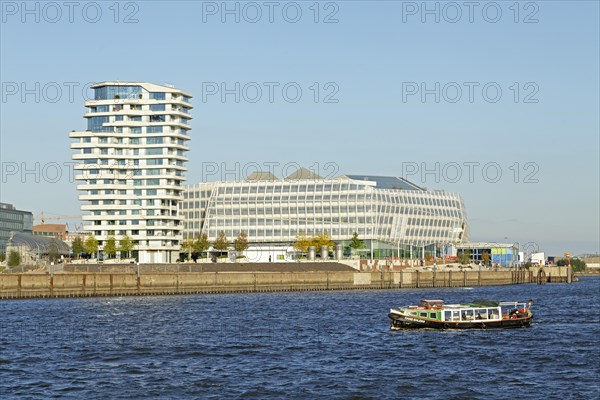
[70,234,135,259]
[181,231,249,261]
[293,232,365,253]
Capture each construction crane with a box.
[36,212,82,224]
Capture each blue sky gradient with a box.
[1,0,598,255]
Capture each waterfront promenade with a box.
[0,264,572,299]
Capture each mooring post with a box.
[399,270,403,288]
[136,262,141,292]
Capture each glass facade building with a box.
[70,82,192,263]
[182,172,469,261]
[455,243,518,267]
[0,203,34,254]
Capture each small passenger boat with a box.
[389,299,533,330]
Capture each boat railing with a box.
[499,301,531,310]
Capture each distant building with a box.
[33,224,67,240]
[530,252,545,266]
[6,232,70,265]
[64,232,87,247]
[183,170,469,262]
[0,203,33,254]
[455,242,518,267]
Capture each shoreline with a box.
[0,267,573,300]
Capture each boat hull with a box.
[389,313,533,330]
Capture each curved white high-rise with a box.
[70,82,192,263]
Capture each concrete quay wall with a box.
[0,267,571,300]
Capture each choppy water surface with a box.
[1,278,599,399]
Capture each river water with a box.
[1,277,599,399]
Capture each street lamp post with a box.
[442,242,447,265]
[35,243,40,266]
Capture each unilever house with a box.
[182,169,469,262]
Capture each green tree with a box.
[557,258,587,272]
[71,236,84,259]
[482,251,490,266]
[7,250,21,267]
[349,232,365,250]
[234,231,249,255]
[212,231,229,252]
[458,250,472,265]
[118,234,134,258]
[191,233,210,260]
[194,233,210,254]
[84,234,98,258]
[181,238,195,260]
[104,236,117,259]
[293,233,312,253]
[0,253,5,262]
[48,243,59,262]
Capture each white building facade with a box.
[182,173,469,262]
[70,82,192,263]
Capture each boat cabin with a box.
[442,306,501,322]
[398,301,531,323]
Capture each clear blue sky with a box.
[1,0,598,256]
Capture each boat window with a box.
[444,311,451,321]
[419,312,428,318]
[430,312,437,319]
[475,309,488,320]
[452,311,460,321]
[463,309,474,320]
[410,311,417,316]
[488,309,499,319]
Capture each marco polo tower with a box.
[70,82,192,263]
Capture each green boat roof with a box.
[470,299,500,307]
